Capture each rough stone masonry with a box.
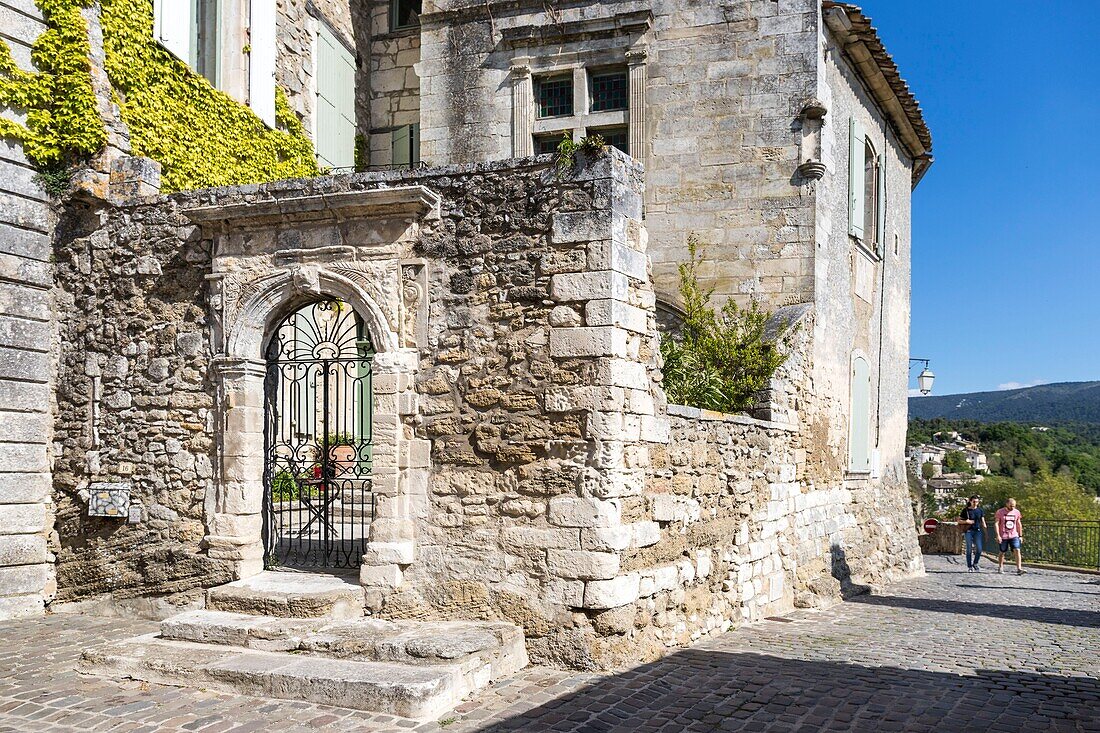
[34,150,921,669]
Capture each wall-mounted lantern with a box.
[910,358,935,395]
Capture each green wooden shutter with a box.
[390,124,420,167]
[315,24,357,169]
[876,152,887,256]
[849,117,865,240]
[850,356,871,471]
[391,125,411,167]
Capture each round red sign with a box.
[923,518,939,534]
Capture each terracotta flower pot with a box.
[329,444,355,475]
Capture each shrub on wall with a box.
[660,236,790,414]
[0,0,319,192]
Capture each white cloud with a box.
[996,379,1046,391]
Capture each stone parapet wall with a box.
[919,524,962,555]
[650,406,800,628]
[0,0,57,620]
[377,151,674,669]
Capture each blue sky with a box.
[864,2,1100,397]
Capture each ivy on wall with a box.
[0,0,319,192]
[100,0,318,191]
[0,0,105,166]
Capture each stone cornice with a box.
[498,10,653,48]
[183,187,441,231]
[823,2,934,187]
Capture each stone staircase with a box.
[80,572,528,721]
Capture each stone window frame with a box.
[848,117,887,262]
[389,0,421,32]
[535,74,575,119]
[510,46,647,168]
[589,68,628,113]
[153,0,274,124]
[862,138,881,255]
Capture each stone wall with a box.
[366,0,420,167]
[0,0,57,620]
[417,0,821,311]
[368,152,670,669]
[42,150,921,669]
[49,200,234,603]
[799,19,921,588]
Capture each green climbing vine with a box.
[0,0,104,167]
[0,0,319,192]
[100,0,318,191]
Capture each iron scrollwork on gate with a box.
[263,299,375,568]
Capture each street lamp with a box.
[910,358,935,395]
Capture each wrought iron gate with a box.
[263,299,375,568]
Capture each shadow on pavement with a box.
[957,584,1100,597]
[473,649,1099,732]
[850,593,1100,628]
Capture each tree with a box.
[1022,473,1100,520]
[943,450,973,475]
[921,461,936,480]
[978,473,1100,521]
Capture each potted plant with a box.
[317,432,357,476]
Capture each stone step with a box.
[80,635,466,721]
[161,611,528,678]
[83,614,529,721]
[206,571,364,619]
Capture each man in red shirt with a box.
[995,498,1026,576]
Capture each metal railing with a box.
[981,519,1100,571]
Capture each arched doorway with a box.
[263,299,375,568]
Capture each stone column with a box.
[206,357,267,579]
[626,48,648,169]
[0,0,56,618]
[510,60,533,157]
[360,348,428,604]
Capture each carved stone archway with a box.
[186,187,437,597]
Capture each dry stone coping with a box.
[667,403,797,433]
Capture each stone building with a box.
[0,0,933,705]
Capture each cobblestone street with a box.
[1,555,1097,733]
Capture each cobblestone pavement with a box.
[1,555,1097,733]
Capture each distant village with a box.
[907,431,989,511]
